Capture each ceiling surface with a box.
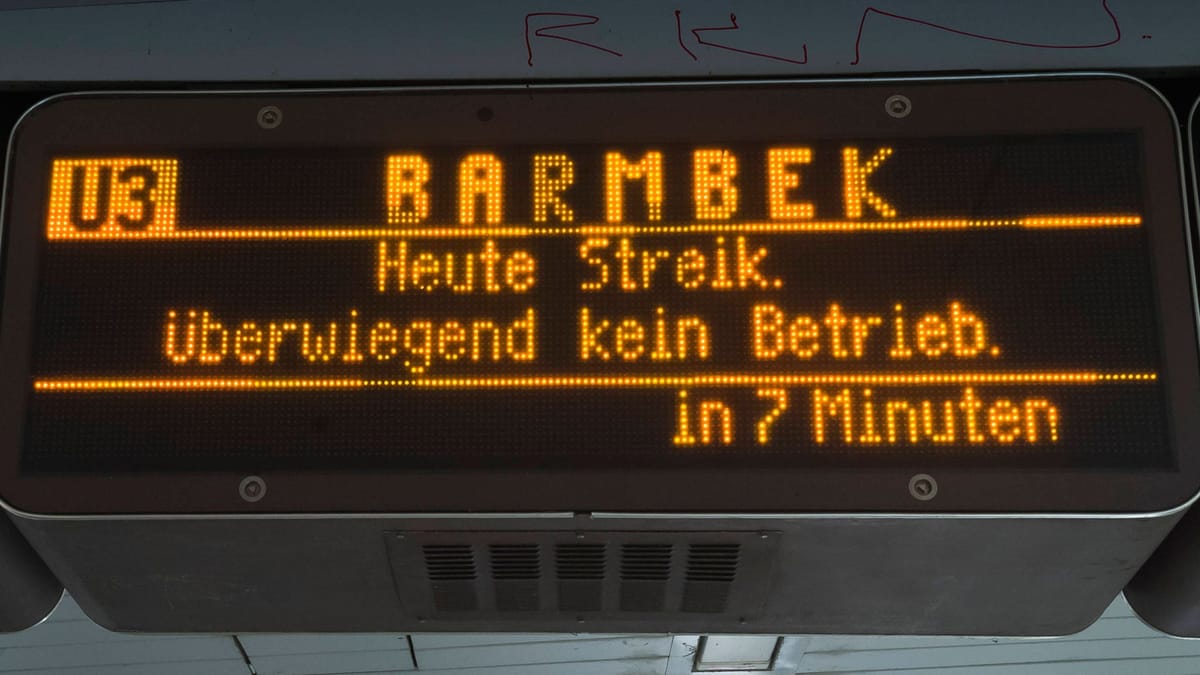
[1,593,1197,675]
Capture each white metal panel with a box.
[8,594,1200,674]
[0,663,251,675]
[411,634,672,671]
[412,633,654,649]
[0,636,245,670]
[805,617,1152,651]
[0,0,169,8]
[316,667,410,672]
[236,634,416,674]
[0,0,1195,82]
[790,595,1200,673]
[695,635,780,671]
[0,595,249,674]
[843,658,1200,675]
[412,661,669,675]
[666,635,811,675]
[314,667,412,672]
[240,635,413,655]
[246,651,415,675]
[0,618,144,648]
[797,637,1200,672]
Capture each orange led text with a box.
[753,302,995,360]
[579,307,711,362]
[811,387,1059,445]
[381,146,896,227]
[376,239,535,293]
[578,236,781,291]
[47,157,178,238]
[164,308,537,375]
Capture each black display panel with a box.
[1,77,1198,514]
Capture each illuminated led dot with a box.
[385,155,431,224]
[34,370,1156,393]
[604,151,663,223]
[693,149,739,220]
[46,157,178,238]
[532,154,576,223]
[458,154,504,225]
[38,211,1143,242]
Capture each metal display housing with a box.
[3,74,1199,635]
[1124,94,1200,639]
[0,513,60,632]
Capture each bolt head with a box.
[257,105,283,129]
[238,476,266,502]
[908,473,938,501]
[885,94,912,119]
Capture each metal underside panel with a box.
[13,512,1181,636]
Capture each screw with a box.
[885,94,911,119]
[239,475,266,502]
[257,105,283,129]
[908,474,938,501]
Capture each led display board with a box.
[0,76,1197,516]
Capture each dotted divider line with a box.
[43,215,1143,241]
[33,370,1158,392]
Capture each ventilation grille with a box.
[490,544,540,580]
[683,543,742,613]
[556,543,606,612]
[686,543,741,582]
[490,544,540,611]
[423,544,476,580]
[394,531,775,620]
[619,543,673,581]
[556,543,606,580]
[620,543,673,611]
[422,544,478,612]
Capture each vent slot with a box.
[489,544,540,580]
[620,543,673,581]
[620,543,673,612]
[423,544,478,612]
[682,543,741,613]
[556,543,606,580]
[556,543,606,612]
[490,544,540,611]
[390,530,776,621]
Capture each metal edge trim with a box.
[27,588,65,631]
[2,587,64,634]
[1122,589,1200,640]
[0,71,1195,522]
[2,507,1189,523]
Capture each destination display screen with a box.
[1,78,1197,514]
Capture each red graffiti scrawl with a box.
[851,0,1121,65]
[676,10,807,64]
[525,12,622,67]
